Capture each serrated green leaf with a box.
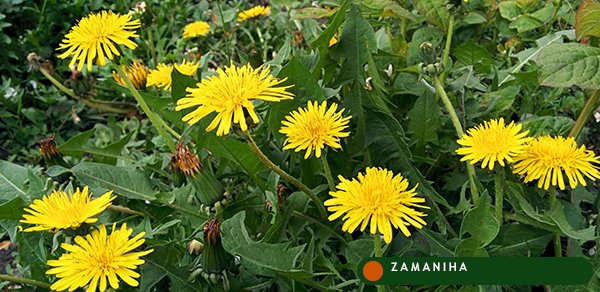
[549,201,596,241]
[311,0,350,48]
[414,0,449,31]
[576,0,600,40]
[510,15,544,33]
[521,115,574,136]
[454,237,489,257]
[537,43,600,89]
[499,1,521,20]
[171,68,198,101]
[362,0,415,20]
[0,197,25,220]
[291,7,332,20]
[70,162,157,201]
[489,225,553,256]
[408,92,441,146]
[419,229,455,257]
[221,211,307,274]
[454,39,495,67]
[59,129,96,158]
[460,193,499,246]
[140,243,202,292]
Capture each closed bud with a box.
[419,41,438,65]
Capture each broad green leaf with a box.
[464,12,487,24]
[414,0,449,31]
[521,115,574,136]
[537,43,600,89]
[454,237,489,257]
[221,211,307,274]
[59,129,137,163]
[499,1,521,20]
[344,238,373,267]
[18,232,50,282]
[460,193,499,246]
[549,201,596,241]
[454,39,495,67]
[70,162,157,201]
[475,86,520,117]
[576,0,600,40]
[59,128,96,158]
[0,160,31,202]
[366,109,449,207]
[201,134,267,190]
[141,243,202,292]
[489,225,553,256]
[408,92,442,146]
[510,15,544,33]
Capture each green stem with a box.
[147,28,158,66]
[115,64,176,152]
[321,153,336,192]
[504,213,561,233]
[440,14,455,81]
[0,274,51,289]
[545,0,563,34]
[495,168,504,224]
[400,18,407,39]
[432,75,479,204]
[243,130,328,219]
[549,188,562,257]
[374,234,384,292]
[568,90,599,139]
[39,68,131,114]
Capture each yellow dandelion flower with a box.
[237,5,270,22]
[279,100,351,159]
[20,186,115,232]
[112,60,148,89]
[176,63,294,136]
[513,136,600,190]
[456,118,532,170]
[57,10,140,71]
[46,223,153,292]
[147,60,199,90]
[183,21,210,38]
[324,167,429,243]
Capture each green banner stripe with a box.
[358,257,593,285]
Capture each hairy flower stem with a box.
[107,205,144,217]
[39,67,131,114]
[115,64,176,152]
[0,274,51,289]
[243,131,327,219]
[440,14,454,81]
[568,90,599,139]
[321,154,336,192]
[495,168,504,224]
[549,188,562,257]
[433,75,480,204]
[374,234,384,292]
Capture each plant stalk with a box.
[549,188,562,257]
[568,90,599,139]
[39,68,131,114]
[495,168,504,224]
[440,14,455,81]
[243,130,327,219]
[115,64,176,152]
[0,274,51,289]
[147,29,157,66]
[432,75,479,204]
[321,153,336,192]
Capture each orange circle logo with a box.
[363,260,384,282]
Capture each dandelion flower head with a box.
[20,186,115,232]
[57,10,140,71]
[183,21,210,38]
[456,118,531,170]
[112,60,148,89]
[237,6,270,22]
[176,63,294,136]
[513,136,600,190]
[280,100,351,159]
[324,167,429,243]
[46,223,153,292]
